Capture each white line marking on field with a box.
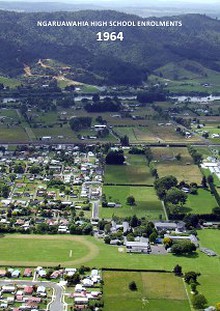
[69,250,72,257]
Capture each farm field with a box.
[114,125,201,144]
[152,146,203,183]
[103,271,190,311]
[105,153,154,185]
[100,186,165,219]
[0,127,29,142]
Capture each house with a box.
[24,286,34,295]
[37,286,46,294]
[65,268,77,277]
[164,234,199,247]
[154,221,186,233]
[75,284,84,293]
[50,270,62,279]
[12,269,20,278]
[0,269,6,277]
[38,269,47,278]
[82,278,94,287]
[2,285,16,293]
[125,239,150,253]
[74,297,89,305]
[23,268,32,277]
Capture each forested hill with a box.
[1,10,220,85]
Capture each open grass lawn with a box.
[100,186,164,219]
[152,147,203,184]
[105,153,154,185]
[0,235,100,266]
[198,229,220,255]
[184,188,218,214]
[103,271,190,311]
[0,127,29,142]
[0,234,220,305]
[196,230,220,304]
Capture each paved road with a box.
[0,280,64,311]
[92,200,100,219]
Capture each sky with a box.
[0,0,218,2]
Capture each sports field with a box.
[103,271,190,311]
[101,186,165,219]
[0,233,220,305]
[0,235,99,266]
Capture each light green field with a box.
[0,233,220,305]
[103,271,190,311]
[105,153,154,185]
[101,186,164,219]
[184,189,218,214]
[0,235,91,264]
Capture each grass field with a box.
[0,233,220,305]
[152,147,203,184]
[105,153,154,185]
[101,186,164,219]
[0,127,29,142]
[0,235,99,266]
[103,271,190,311]
[184,189,218,214]
[114,125,201,144]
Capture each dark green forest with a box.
[1,10,220,85]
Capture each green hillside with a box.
[1,11,220,85]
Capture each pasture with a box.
[101,186,164,219]
[152,147,203,184]
[103,271,190,311]
[179,189,218,214]
[105,153,154,185]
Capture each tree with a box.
[213,207,220,215]
[190,283,198,294]
[69,117,92,131]
[173,264,182,276]
[163,237,173,248]
[126,196,135,206]
[175,153,181,161]
[120,135,129,146]
[155,175,178,193]
[192,294,207,309]
[130,215,139,228]
[201,176,207,188]
[145,147,153,163]
[207,174,214,184]
[171,241,196,255]
[129,281,137,291]
[149,231,158,243]
[184,271,199,284]
[105,151,125,165]
[165,187,187,206]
